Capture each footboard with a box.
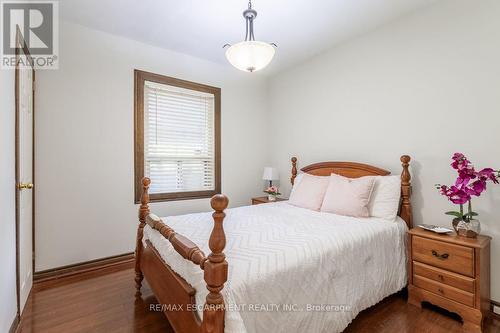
[135,178,228,333]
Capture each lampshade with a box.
[262,167,279,181]
[225,41,275,73]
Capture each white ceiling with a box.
[61,0,438,74]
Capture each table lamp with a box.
[262,167,279,187]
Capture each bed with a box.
[134,155,413,333]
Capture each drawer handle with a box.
[438,288,444,294]
[431,250,449,260]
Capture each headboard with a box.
[290,155,412,228]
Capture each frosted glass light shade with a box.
[225,41,275,72]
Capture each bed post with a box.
[291,157,298,185]
[135,177,150,296]
[201,194,229,333]
[400,155,413,228]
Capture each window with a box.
[134,70,221,203]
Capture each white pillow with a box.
[320,174,375,217]
[288,173,330,211]
[368,175,401,220]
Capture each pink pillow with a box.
[288,174,330,211]
[320,174,375,217]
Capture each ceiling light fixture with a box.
[224,0,276,73]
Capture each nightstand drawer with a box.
[413,261,474,293]
[412,236,474,277]
[413,275,474,307]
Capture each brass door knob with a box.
[18,183,34,190]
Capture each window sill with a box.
[134,190,219,204]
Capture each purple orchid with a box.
[439,185,470,205]
[436,153,499,221]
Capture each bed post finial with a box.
[400,155,413,228]
[291,157,298,185]
[202,194,229,333]
[135,177,151,296]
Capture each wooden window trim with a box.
[134,69,221,203]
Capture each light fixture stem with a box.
[243,0,257,41]
[245,18,249,41]
[248,17,255,41]
[244,16,254,41]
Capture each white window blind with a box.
[144,80,215,195]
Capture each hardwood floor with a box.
[17,267,500,333]
[19,268,173,333]
[344,294,500,333]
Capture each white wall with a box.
[269,0,500,301]
[35,22,269,271]
[0,69,18,332]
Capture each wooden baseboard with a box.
[33,252,134,290]
[9,314,19,333]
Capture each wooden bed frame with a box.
[135,155,412,333]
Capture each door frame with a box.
[15,27,35,317]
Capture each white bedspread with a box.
[143,202,407,333]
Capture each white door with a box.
[16,48,34,313]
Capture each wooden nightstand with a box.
[251,196,287,205]
[408,227,491,332]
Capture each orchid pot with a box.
[449,203,481,238]
[455,218,481,238]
